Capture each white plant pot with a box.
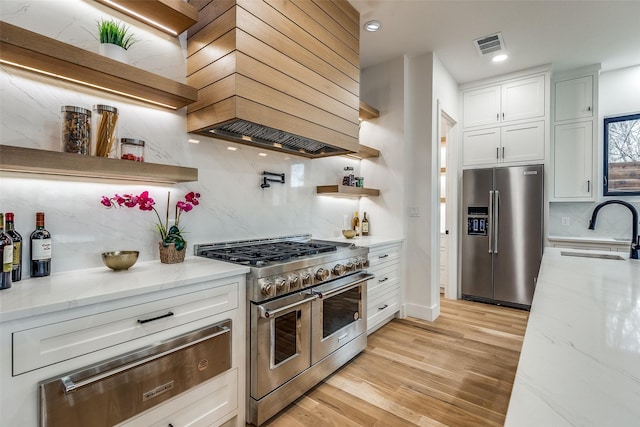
[99,43,127,64]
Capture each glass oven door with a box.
[311,272,372,364]
[250,292,316,400]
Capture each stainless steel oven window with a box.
[272,310,301,366]
[322,286,362,338]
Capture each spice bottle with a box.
[61,106,91,155]
[120,138,145,162]
[93,105,119,157]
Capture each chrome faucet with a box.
[588,200,639,259]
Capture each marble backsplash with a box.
[549,201,640,241]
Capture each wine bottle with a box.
[5,212,22,282]
[0,213,14,290]
[352,211,360,236]
[30,212,51,277]
[362,212,369,236]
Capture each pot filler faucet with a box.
[588,200,639,259]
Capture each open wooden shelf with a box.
[0,21,198,110]
[94,0,198,36]
[359,101,380,120]
[0,145,198,184]
[316,185,380,197]
[344,144,380,159]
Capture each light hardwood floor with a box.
[262,298,529,426]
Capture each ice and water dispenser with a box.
[467,207,488,236]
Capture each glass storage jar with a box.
[61,106,91,155]
[92,105,119,157]
[120,138,145,162]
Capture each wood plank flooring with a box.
[262,298,529,427]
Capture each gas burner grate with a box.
[199,240,337,266]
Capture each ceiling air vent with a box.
[474,32,506,56]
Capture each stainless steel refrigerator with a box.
[461,165,543,309]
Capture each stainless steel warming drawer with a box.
[39,320,232,427]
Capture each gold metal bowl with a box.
[342,229,357,239]
[101,251,139,271]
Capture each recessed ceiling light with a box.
[364,20,382,32]
[258,152,268,157]
[492,54,508,63]
[227,146,237,151]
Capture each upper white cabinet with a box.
[554,75,593,122]
[463,75,546,128]
[550,67,599,201]
[463,121,545,166]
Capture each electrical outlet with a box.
[408,207,420,217]
[561,217,570,226]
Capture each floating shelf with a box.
[0,21,198,109]
[343,144,380,160]
[94,0,198,36]
[359,101,380,120]
[0,145,198,184]
[316,185,380,197]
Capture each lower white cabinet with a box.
[0,265,246,427]
[552,120,594,200]
[366,241,402,334]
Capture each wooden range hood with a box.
[186,0,360,158]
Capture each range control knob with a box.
[345,262,355,272]
[261,280,274,296]
[275,277,288,293]
[354,258,363,269]
[333,264,346,276]
[289,274,300,289]
[301,272,312,285]
[362,258,370,268]
[315,268,330,281]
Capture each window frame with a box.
[603,112,640,196]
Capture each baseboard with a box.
[403,302,440,321]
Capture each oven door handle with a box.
[258,293,319,319]
[314,273,374,299]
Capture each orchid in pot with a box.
[101,191,200,260]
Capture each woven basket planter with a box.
[159,242,186,264]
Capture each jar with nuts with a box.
[61,106,91,155]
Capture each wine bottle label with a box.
[32,238,52,260]
[362,222,369,233]
[12,242,21,266]
[2,246,13,272]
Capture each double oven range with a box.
[196,235,371,425]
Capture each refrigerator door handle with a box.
[488,191,494,253]
[494,190,500,254]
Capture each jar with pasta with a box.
[61,106,91,155]
[92,104,119,157]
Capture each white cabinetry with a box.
[0,260,247,427]
[551,68,599,201]
[461,71,549,168]
[463,75,545,128]
[366,241,402,334]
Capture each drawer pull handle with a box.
[138,311,174,324]
[379,254,389,259]
[378,304,388,311]
[378,277,389,283]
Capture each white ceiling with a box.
[351,0,640,84]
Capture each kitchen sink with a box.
[560,251,625,261]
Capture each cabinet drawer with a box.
[367,289,400,331]
[13,282,238,375]
[368,244,401,268]
[117,368,238,427]
[367,264,399,297]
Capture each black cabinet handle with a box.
[378,277,389,283]
[138,311,174,324]
[379,254,389,259]
[378,304,388,310]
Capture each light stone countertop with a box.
[505,248,640,426]
[0,257,249,323]
[321,235,404,247]
[548,235,631,245]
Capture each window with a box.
[603,113,640,196]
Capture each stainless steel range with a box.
[195,234,372,426]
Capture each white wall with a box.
[549,65,640,239]
[0,0,360,273]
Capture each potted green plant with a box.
[97,18,136,63]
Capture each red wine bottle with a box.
[5,212,22,282]
[30,212,51,277]
[0,213,14,290]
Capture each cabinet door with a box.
[463,128,501,166]
[553,121,593,199]
[463,85,501,128]
[501,75,546,123]
[500,121,545,163]
[554,76,593,121]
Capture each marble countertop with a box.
[321,235,404,247]
[548,235,631,245]
[0,257,249,323]
[505,248,640,426]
